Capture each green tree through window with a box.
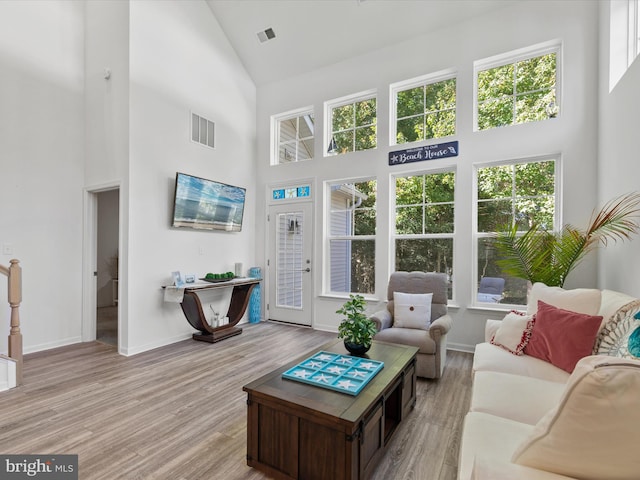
[396,78,456,144]
[394,171,455,299]
[477,52,557,130]
[330,97,376,154]
[476,159,556,304]
[329,180,377,294]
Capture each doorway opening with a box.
[96,189,119,346]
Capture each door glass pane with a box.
[276,211,304,309]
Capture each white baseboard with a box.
[23,336,83,355]
[120,333,193,356]
[447,342,475,354]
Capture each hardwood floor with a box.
[0,322,472,479]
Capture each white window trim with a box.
[472,154,562,309]
[323,176,377,296]
[324,89,377,157]
[390,167,457,303]
[473,39,563,132]
[629,0,640,66]
[270,105,314,166]
[389,68,457,146]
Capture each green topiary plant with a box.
[336,294,377,348]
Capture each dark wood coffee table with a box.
[243,339,418,480]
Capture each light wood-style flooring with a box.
[0,322,472,479]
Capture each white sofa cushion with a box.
[598,289,637,325]
[526,282,601,316]
[473,342,570,383]
[471,457,576,480]
[471,371,565,425]
[513,355,640,480]
[459,412,535,480]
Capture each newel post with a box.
[7,259,23,385]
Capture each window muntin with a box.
[326,92,377,155]
[393,171,455,299]
[475,158,557,305]
[328,180,377,294]
[272,108,314,165]
[394,77,456,145]
[476,48,559,130]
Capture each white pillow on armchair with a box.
[393,292,432,330]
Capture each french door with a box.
[267,202,313,326]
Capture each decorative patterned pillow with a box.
[393,292,432,330]
[490,310,535,356]
[594,299,640,358]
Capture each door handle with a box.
[302,268,311,273]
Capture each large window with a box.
[328,179,377,294]
[326,91,376,156]
[391,72,456,145]
[271,107,314,165]
[394,171,455,299]
[475,43,559,130]
[476,158,557,305]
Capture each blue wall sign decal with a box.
[389,141,459,166]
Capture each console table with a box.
[243,340,418,480]
[173,278,260,343]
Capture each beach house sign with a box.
[388,141,459,166]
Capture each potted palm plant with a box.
[493,192,640,287]
[337,294,378,356]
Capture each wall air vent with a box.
[191,112,215,149]
[257,27,276,43]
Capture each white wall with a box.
[598,2,640,297]
[126,0,257,354]
[0,1,85,353]
[255,1,600,351]
[84,0,130,351]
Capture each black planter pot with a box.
[344,341,370,356]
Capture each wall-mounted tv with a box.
[172,172,246,232]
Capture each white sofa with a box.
[458,285,640,480]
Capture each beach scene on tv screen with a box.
[173,174,245,231]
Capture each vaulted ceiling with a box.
[206,0,520,86]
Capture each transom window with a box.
[391,72,456,145]
[327,179,377,294]
[394,171,455,299]
[326,91,377,156]
[271,107,314,165]
[475,158,557,305]
[475,42,560,131]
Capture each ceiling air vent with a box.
[191,113,215,149]
[257,27,276,43]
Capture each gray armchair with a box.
[371,271,452,379]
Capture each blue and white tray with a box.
[282,351,384,395]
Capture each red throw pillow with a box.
[524,300,603,373]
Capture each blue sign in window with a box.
[272,185,311,200]
[297,186,310,197]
